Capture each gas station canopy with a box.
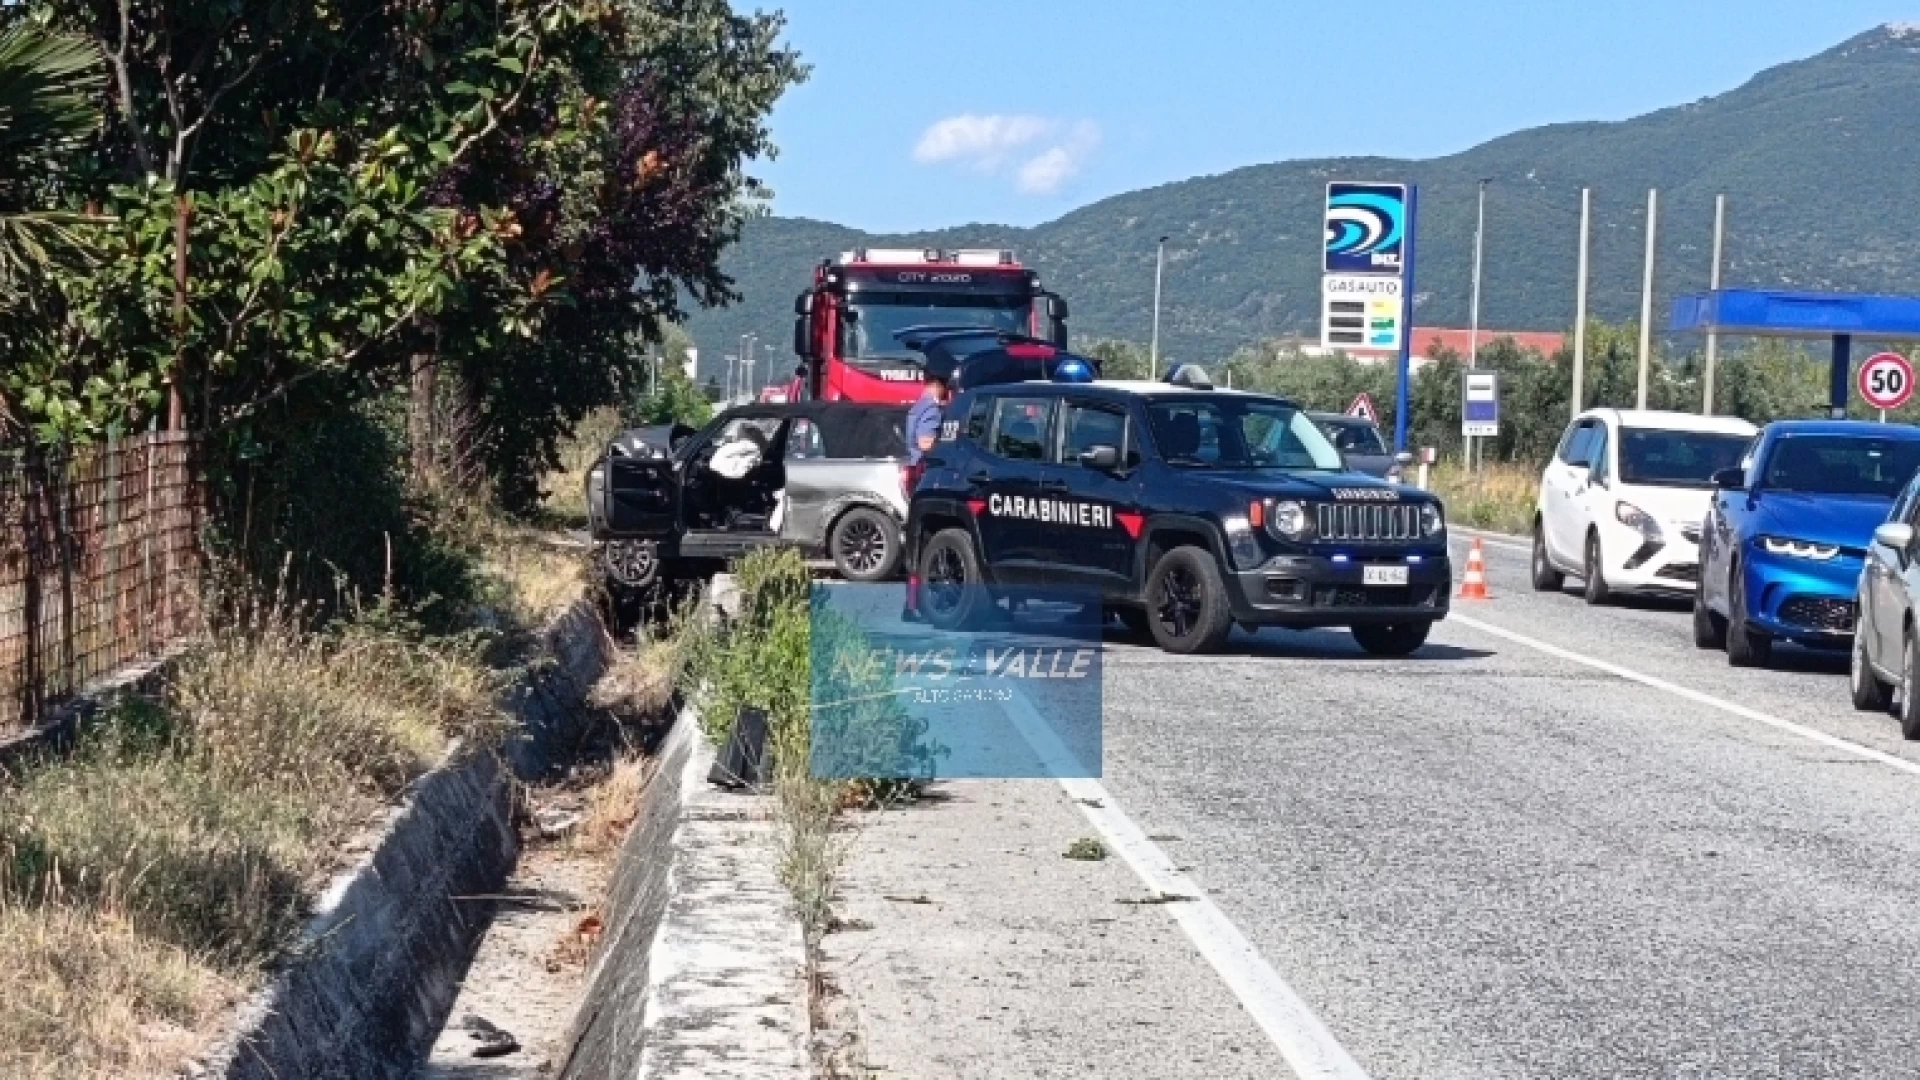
[1672,288,1920,340]
[1671,288,1920,416]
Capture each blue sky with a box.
[754,0,1918,232]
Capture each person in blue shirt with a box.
[904,372,951,466]
[901,372,951,622]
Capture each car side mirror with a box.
[792,316,811,360]
[1079,444,1121,471]
[1875,523,1915,553]
[1712,467,1746,490]
[1394,451,1414,467]
[668,423,697,452]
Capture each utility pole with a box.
[1150,236,1168,373]
[1572,188,1590,419]
[1704,194,1725,416]
[1637,188,1658,411]
[725,355,736,402]
[1467,178,1489,471]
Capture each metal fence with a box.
[0,432,204,733]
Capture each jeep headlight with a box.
[1615,500,1663,540]
[1222,515,1265,570]
[1267,499,1310,541]
[1759,536,1839,561]
[1420,501,1444,538]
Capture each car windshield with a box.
[845,294,1032,364]
[1617,428,1751,487]
[1147,398,1344,470]
[1760,435,1920,497]
[1318,420,1386,455]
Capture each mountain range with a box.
[686,23,1920,369]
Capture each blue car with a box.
[1695,420,1920,667]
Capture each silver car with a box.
[587,402,912,595]
[1308,411,1411,481]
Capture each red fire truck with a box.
[788,248,1069,404]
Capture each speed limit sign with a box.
[1860,352,1915,411]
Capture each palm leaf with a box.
[0,22,107,312]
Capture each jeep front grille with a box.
[1314,502,1421,543]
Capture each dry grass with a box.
[539,406,625,528]
[0,608,507,1075]
[572,757,652,857]
[588,632,683,719]
[1426,460,1541,536]
[480,537,588,629]
[573,630,685,855]
[0,906,242,1080]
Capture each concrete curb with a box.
[190,600,616,1080]
[0,648,184,774]
[560,704,809,1080]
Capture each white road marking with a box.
[1000,691,1374,1080]
[1450,613,1920,778]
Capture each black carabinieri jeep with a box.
[905,361,1452,656]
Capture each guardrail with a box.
[0,432,205,734]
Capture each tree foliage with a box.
[4,0,802,479]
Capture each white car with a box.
[1532,409,1758,603]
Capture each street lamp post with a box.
[1150,236,1169,373]
[1467,178,1489,472]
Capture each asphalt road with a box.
[1085,529,1920,1079]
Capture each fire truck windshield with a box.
[844,293,1031,363]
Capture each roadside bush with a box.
[684,548,934,937]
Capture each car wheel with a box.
[1531,522,1565,592]
[1725,562,1773,668]
[598,539,661,590]
[1851,611,1894,712]
[1351,621,1433,657]
[1691,588,1727,650]
[1582,530,1613,606]
[829,507,901,583]
[1145,547,1234,655]
[1901,628,1920,741]
[917,528,990,631]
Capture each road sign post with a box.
[1859,351,1914,421]
[1462,369,1500,440]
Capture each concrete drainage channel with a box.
[186,591,808,1080]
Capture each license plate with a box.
[1363,565,1410,586]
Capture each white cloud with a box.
[912,114,1102,196]
[1015,122,1101,195]
[912,114,1053,170]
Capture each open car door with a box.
[603,449,679,538]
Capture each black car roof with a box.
[955,381,1300,408]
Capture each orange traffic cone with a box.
[1457,538,1490,601]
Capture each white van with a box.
[1532,409,1758,602]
